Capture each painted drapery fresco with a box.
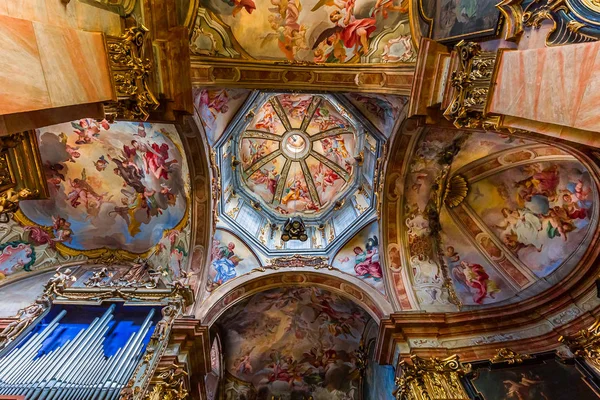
[201,0,409,63]
[333,221,385,294]
[241,94,362,218]
[18,120,190,255]
[433,0,502,41]
[193,88,251,145]
[345,93,407,137]
[402,128,598,309]
[218,287,370,399]
[207,229,260,291]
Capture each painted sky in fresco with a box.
[19,120,190,253]
[217,287,370,399]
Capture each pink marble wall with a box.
[489,41,600,135]
[0,14,115,116]
[0,0,122,35]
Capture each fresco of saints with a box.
[353,235,382,280]
[281,178,310,206]
[313,0,377,60]
[211,240,243,287]
[452,261,500,304]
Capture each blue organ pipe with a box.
[0,305,155,400]
[0,311,66,379]
[32,306,116,400]
[96,308,155,400]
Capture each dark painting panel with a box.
[433,0,502,42]
[471,359,599,400]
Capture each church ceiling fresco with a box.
[193,88,252,145]
[401,128,598,309]
[207,229,261,292]
[0,120,191,285]
[217,286,370,399]
[194,0,414,63]
[241,94,358,217]
[333,221,385,294]
[344,93,407,137]
[214,91,385,256]
[17,120,190,254]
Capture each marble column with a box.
[0,13,116,134]
[488,41,600,146]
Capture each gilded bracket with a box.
[559,318,600,371]
[443,41,500,130]
[490,348,533,364]
[104,26,160,121]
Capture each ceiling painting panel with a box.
[398,127,599,310]
[306,99,353,135]
[345,93,408,137]
[333,221,384,293]
[207,229,261,292]
[466,160,594,278]
[250,100,287,135]
[240,138,280,169]
[440,208,518,306]
[18,120,190,255]
[246,155,287,205]
[280,162,320,213]
[199,0,409,63]
[306,155,347,206]
[217,287,370,399]
[312,133,356,173]
[194,88,251,145]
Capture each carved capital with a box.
[559,318,600,370]
[104,26,160,121]
[395,355,471,400]
[444,41,499,130]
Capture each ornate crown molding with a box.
[251,254,335,272]
[104,26,160,121]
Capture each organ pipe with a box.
[0,305,155,400]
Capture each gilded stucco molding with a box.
[104,26,160,121]
[190,57,415,95]
[251,255,335,272]
[497,0,600,45]
[0,131,47,221]
[443,41,500,130]
[490,348,533,364]
[559,318,600,371]
[395,355,471,400]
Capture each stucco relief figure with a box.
[0,300,47,347]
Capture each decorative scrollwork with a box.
[490,348,533,364]
[559,318,600,370]
[143,364,189,400]
[0,294,50,351]
[104,26,160,121]
[252,254,335,273]
[444,41,500,130]
[395,355,471,400]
